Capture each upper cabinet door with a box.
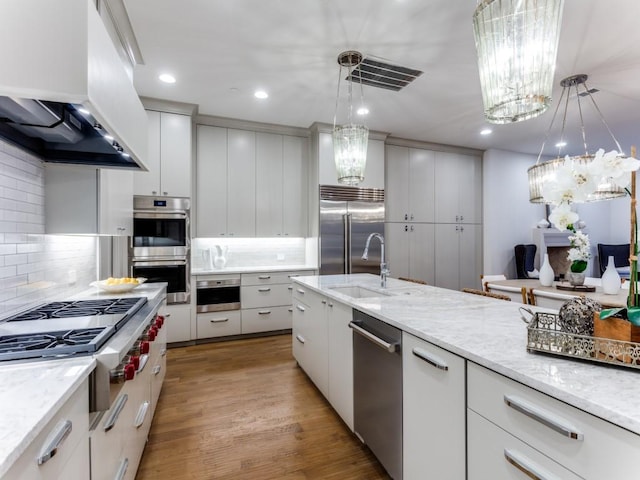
[434,152,481,224]
[458,154,482,224]
[359,139,385,189]
[196,125,227,237]
[256,132,284,237]
[283,135,308,237]
[408,148,435,223]
[160,113,192,197]
[134,110,162,195]
[385,145,410,222]
[227,129,256,236]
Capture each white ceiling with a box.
[123,0,640,158]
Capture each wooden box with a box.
[593,311,640,364]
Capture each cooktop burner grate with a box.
[0,327,115,361]
[7,297,147,323]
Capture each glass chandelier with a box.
[332,50,369,186]
[527,74,627,203]
[472,0,565,124]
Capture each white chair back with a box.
[480,274,507,291]
[485,283,527,304]
[584,277,602,287]
[529,289,582,311]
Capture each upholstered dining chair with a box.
[480,274,507,291]
[529,288,582,311]
[514,244,537,279]
[462,288,511,301]
[597,243,630,277]
[485,283,527,304]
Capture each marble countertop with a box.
[193,265,317,275]
[0,283,167,476]
[0,357,96,477]
[293,274,640,436]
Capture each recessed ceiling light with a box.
[159,73,176,84]
[480,128,492,135]
[254,90,268,99]
[555,141,567,147]
[357,107,369,116]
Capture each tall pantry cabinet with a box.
[385,144,482,289]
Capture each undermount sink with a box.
[328,285,390,299]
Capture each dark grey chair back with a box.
[597,243,630,277]
[514,244,537,279]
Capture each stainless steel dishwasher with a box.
[350,309,403,480]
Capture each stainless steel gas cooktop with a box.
[0,297,147,361]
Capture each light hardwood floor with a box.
[135,334,390,479]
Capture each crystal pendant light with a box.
[528,74,627,203]
[472,0,565,124]
[332,50,369,186]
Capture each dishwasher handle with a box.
[349,321,398,353]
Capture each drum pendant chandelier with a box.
[472,0,565,124]
[332,50,369,186]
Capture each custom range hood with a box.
[0,0,148,170]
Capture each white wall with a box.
[483,148,635,279]
[0,140,97,317]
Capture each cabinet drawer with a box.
[8,380,89,479]
[196,310,241,339]
[242,305,292,334]
[241,283,292,308]
[468,409,583,480]
[241,270,308,286]
[467,362,640,479]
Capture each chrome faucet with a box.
[362,233,389,288]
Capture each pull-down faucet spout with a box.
[362,233,389,288]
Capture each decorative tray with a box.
[522,308,640,370]
[555,283,596,292]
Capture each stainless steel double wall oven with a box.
[131,196,191,304]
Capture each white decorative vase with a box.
[602,255,621,295]
[539,253,555,287]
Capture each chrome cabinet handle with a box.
[404,213,408,220]
[296,305,305,312]
[328,302,333,307]
[210,317,229,323]
[258,287,271,292]
[296,288,305,294]
[412,347,448,371]
[37,420,73,465]
[153,364,161,375]
[404,225,408,232]
[295,334,305,344]
[504,395,584,440]
[258,310,271,315]
[410,213,414,220]
[349,322,397,353]
[288,286,293,291]
[504,449,557,480]
[410,225,414,232]
[258,275,271,280]
[134,401,150,428]
[114,458,129,480]
[137,354,149,373]
[288,308,293,313]
[321,300,327,304]
[104,394,128,432]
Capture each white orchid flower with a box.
[588,148,640,190]
[541,159,597,204]
[548,203,579,232]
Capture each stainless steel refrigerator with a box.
[319,185,385,275]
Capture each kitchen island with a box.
[292,274,640,479]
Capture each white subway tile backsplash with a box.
[0,140,98,317]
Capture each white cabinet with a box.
[467,362,640,479]
[45,164,132,235]
[7,379,90,480]
[134,110,192,197]
[227,129,256,236]
[195,124,227,237]
[434,151,482,224]
[197,126,308,238]
[327,299,354,430]
[164,303,192,343]
[403,333,465,480]
[385,222,435,284]
[319,132,385,188]
[385,145,435,223]
[291,285,329,398]
[435,223,482,290]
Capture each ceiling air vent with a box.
[347,57,423,92]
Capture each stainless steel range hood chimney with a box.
[0,0,148,170]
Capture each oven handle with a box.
[131,259,188,267]
[133,212,187,220]
[196,279,240,288]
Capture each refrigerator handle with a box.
[344,213,352,274]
